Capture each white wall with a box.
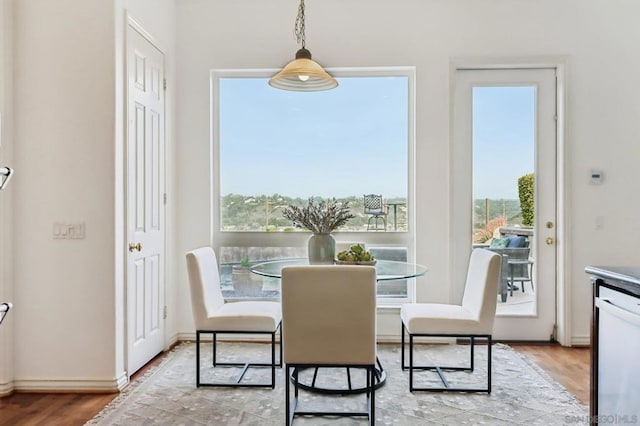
[12,0,117,390]
[175,0,640,345]
[0,0,15,396]
[6,0,176,392]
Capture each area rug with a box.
[88,342,588,425]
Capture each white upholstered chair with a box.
[281,265,377,425]
[185,246,282,388]
[400,248,501,393]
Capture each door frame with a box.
[124,14,168,376]
[449,57,571,345]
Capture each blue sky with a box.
[219,76,408,199]
[219,77,534,200]
[473,86,535,199]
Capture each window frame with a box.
[210,67,417,305]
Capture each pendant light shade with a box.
[269,48,337,91]
[269,0,338,92]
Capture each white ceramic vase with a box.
[308,233,335,265]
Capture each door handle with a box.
[545,237,554,245]
[129,242,142,252]
[596,297,640,326]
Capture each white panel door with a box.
[126,27,165,375]
[453,68,557,340]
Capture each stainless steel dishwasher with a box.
[587,266,640,424]
[596,286,640,421]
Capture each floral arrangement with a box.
[282,198,354,234]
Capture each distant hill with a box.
[220,194,408,232]
[219,194,520,234]
[473,198,523,228]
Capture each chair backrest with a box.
[185,247,226,329]
[281,265,377,365]
[363,194,384,214]
[461,249,501,331]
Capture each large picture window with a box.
[211,68,415,303]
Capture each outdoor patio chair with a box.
[363,194,388,231]
[488,247,533,296]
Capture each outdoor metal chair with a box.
[488,247,533,296]
[363,194,388,231]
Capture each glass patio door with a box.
[452,68,557,340]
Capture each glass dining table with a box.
[251,258,427,282]
[250,258,428,395]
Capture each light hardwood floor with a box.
[0,343,590,426]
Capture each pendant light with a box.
[269,0,338,92]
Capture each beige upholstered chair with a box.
[281,265,377,425]
[400,248,501,393]
[185,246,282,388]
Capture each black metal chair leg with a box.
[271,331,276,388]
[401,322,406,370]
[470,336,475,371]
[409,334,414,391]
[195,324,282,388]
[402,329,492,393]
[212,332,217,366]
[488,335,492,393]
[285,366,291,426]
[196,331,201,387]
[370,366,376,425]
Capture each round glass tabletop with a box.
[250,258,428,282]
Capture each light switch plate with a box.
[53,222,85,239]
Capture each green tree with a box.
[518,173,535,227]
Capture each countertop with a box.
[585,266,640,285]
[585,266,640,297]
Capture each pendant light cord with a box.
[268,0,337,91]
[294,0,306,49]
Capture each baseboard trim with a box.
[570,335,590,347]
[0,380,14,396]
[12,373,128,393]
[166,332,180,349]
[115,372,129,391]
